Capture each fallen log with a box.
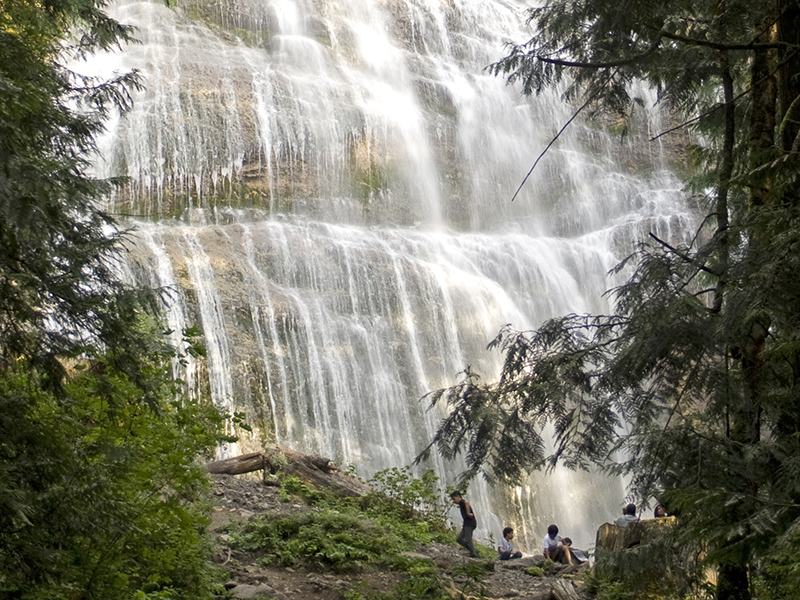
[206,448,371,498]
[207,452,265,475]
[279,449,370,497]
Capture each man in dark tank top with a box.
[450,491,478,558]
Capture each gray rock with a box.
[399,551,433,561]
[231,583,278,599]
[499,556,542,570]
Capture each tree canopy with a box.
[0,1,227,598]
[422,2,800,599]
[0,0,145,382]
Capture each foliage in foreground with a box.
[0,321,228,600]
[422,1,800,599]
[1,1,230,597]
[231,469,457,572]
[586,528,709,600]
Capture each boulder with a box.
[595,516,677,552]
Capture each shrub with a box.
[363,467,451,531]
[231,471,466,573]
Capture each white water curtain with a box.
[97,0,694,549]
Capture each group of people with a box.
[450,491,668,563]
[449,491,582,564]
[614,502,669,527]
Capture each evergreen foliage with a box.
[422,1,800,599]
[0,322,228,599]
[0,1,229,598]
[0,0,147,383]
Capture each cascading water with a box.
[97,0,695,550]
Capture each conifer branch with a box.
[648,233,719,276]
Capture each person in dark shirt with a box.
[450,491,478,558]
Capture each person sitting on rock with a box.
[543,524,574,564]
[614,503,639,527]
[497,527,523,561]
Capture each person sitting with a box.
[654,504,668,518]
[561,537,587,564]
[614,503,639,527]
[497,527,523,561]
[543,524,575,564]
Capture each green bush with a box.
[588,534,707,600]
[232,509,401,571]
[231,470,462,573]
[363,467,451,532]
[585,572,638,600]
[0,340,228,599]
[278,475,337,506]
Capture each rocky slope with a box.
[209,473,591,600]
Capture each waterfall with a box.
[99,0,695,550]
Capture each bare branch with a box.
[511,68,619,202]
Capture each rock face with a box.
[595,517,677,552]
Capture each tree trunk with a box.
[748,8,777,208]
[717,562,750,600]
[206,449,372,498]
[778,0,800,151]
[206,452,266,475]
[551,579,582,600]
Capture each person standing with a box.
[450,491,478,558]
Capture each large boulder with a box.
[595,516,677,552]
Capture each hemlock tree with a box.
[0,1,227,598]
[420,2,800,599]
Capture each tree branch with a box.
[648,233,720,276]
[511,68,619,201]
[658,30,799,51]
[535,40,662,69]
